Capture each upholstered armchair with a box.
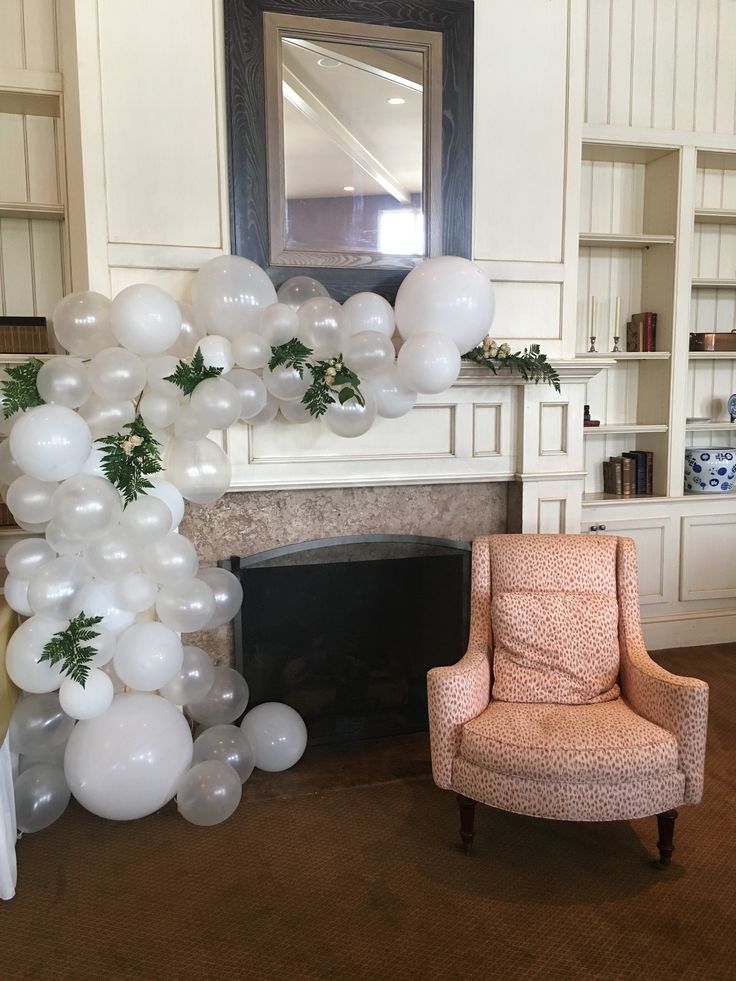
[427,534,709,866]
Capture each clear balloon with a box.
[145,478,185,530]
[155,578,216,632]
[164,437,232,505]
[110,284,182,355]
[262,364,309,402]
[227,368,268,421]
[58,667,114,720]
[14,763,71,833]
[192,724,255,783]
[231,331,270,370]
[278,398,313,424]
[138,390,181,430]
[81,579,137,635]
[8,692,75,757]
[5,616,68,693]
[3,575,32,616]
[342,331,395,377]
[141,531,199,585]
[173,402,211,442]
[396,331,461,394]
[44,520,87,556]
[52,291,116,356]
[342,291,395,337]
[240,702,308,772]
[159,645,215,705]
[258,302,299,346]
[52,474,122,540]
[88,346,146,401]
[114,621,184,691]
[197,334,235,372]
[84,529,141,580]
[370,364,417,419]
[189,377,242,430]
[192,255,277,339]
[169,301,206,358]
[6,475,58,525]
[298,297,347,359]
[277,275,329,310]
[176,760,242,826]
[27,555,91,619]
[394,256,495,353]
[146,355,181,395]
[197,566,243,629]
[112,571,158,613]
[324,387,377,438]
[9,404,92,482]
[120,490,177,541]
[77,395,136,438]
[186,666,249,726]
[64,692,193,820]
[246,392,279,427]
[36,356,91,408]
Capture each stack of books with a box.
[602,451,653,497]
[626,312,657,352]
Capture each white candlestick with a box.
[590,295,596,336]
[613,295,620,334]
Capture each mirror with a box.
[264,14,441,269]
[225,0,473,302]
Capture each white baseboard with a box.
[643,610,736,651]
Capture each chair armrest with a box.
[620,636,709,804]
[427,644,490,790]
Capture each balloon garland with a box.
[1,255,558,834]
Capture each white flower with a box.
[487,341,498,357]
[128,434,143,447]
[497,342,511,360]
[121,439,134,455]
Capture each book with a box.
[631,312,657,352]
[625,320,639,352]
[608,456,623,496]
[644,450,653,495]
[621,455,635,496]
[623,450,648,495]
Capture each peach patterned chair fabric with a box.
[427,534,709,823]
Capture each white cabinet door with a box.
[582,512,676,606]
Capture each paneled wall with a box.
[0,0,58,72]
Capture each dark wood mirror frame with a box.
[224,0,474,303]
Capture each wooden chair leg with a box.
[655,809,678,867]
[457,794,476,855]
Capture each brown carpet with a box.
[2,645,735,981]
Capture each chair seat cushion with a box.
[491,590,621,704]
[459,699,679,784]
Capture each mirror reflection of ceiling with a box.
[281,37,423,201]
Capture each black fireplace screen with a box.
[222,536,471,745]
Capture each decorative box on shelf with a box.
[0,316,49,355]
[689,331,736,353]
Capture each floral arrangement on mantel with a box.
[0,253,560,837]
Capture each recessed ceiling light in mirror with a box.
[317,57,341,68]
[343,185,355,191]
[387,97,406,105]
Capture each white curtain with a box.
[0,735,16,900]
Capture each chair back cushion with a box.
[489,535,621,705]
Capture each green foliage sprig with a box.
[39,613,104,688]
[268,338,312,376]
[96,415,163,505]
[1,358,45,418]
[303,356,365,418]
[164,346,223,396]
[464,338,560,393]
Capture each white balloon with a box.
[6,475,58,524]
[59,667,114,720]
[53,474,122,540]
[6,616,68,693]
[262,364,309,402]
[246,392,279,427]
[145,355,181,396]
[64,692,193,820]
[371,365,418,419]
[197,334,235,372]
[173,402,211,442]
[324,386,378,438]
[119,492,174,543]
[342,292,395,337]
[192,255,277,339]
[258,302,299,346]
[44,520,87,556]
[112,571,158,613]
[114,621,184,691]
[138,390,181,430]
[231,331,270,370]
[189,376,242,430]
[145,478,185,530]
[88,346,146,401]
[84,529,141,580]
[110,284,182,355]
[227,367,268,421]
[278,398,313,424]
[396,331,461,394]
[77,395,136,439]
[0,440,22,485]
[197,567,244,629]
[78,445,107,478]
[81,579,137,635]
[394,256,495,353]
[164,437,232,504]
[86,626,116,667]
[277,276,329,310]
[240,702,307,772]
[155,578,216,632]
[169,302,206,359]
[9,404,92,482]
[37,357,91,408]
[176,759,242,826]
[27,555,91,619]
[4,575,32,616]
[52,291,116,356]
[186,666,249,726]
[13,763,70,833]
[141,531,199,585]
[342,331,395,377]
[192,725,255,783]
[298,297,347,359]
[159,645,215,705]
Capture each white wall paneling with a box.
[681,512,736,600]
[0,0,58,72]
[586,512,674,605]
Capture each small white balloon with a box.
[342,292,395,337]
[6,616,68,693]
[27,555,91,619]
[169,302,206,358]
[77,395,136,439]
[141,531,199,585]
[81,579,137,635]
[240,702,307,772]
[159,645,215,705]
[6,475,58,525]
[246,392,279,427]
[262,364,309,402]
[59,667,114,720]
[173,402,211,442]
[9,404,93,482]
[278,398,313,424]
[114,621,184,692]
[52,291,116,356]
[227,367,268,421]
[324,387,378,438]
[146,355,181,396]
[164,437,232,505]
[197,566,243,629]
[396,331,461,395]
[277,276,329,310]
[84,529,141,580]
[176,759,242,826]
[145,478,185,530]
[88,346,146,401]
[371,365,418,419]
[342,331,395,377]
[110,284,182,355]
[192,255,277,339]
[155,578,217,633]
[113,571,159,613]
[36,357,91,408]
[5,538,56,580]
[186,666,249,726]
[53,474,122,540]
[4,575,32,616]
[298,297,347,359]
[197,335,235,372]
[231,332,270,370]
[118,494,174,545]
[258,303,299,346]
[189,376,242,430]
[138,390,181,430]
[192,724,255,783]
[44,520,87,557]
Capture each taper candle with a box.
[590,295,596,335]
[613,295,620,333]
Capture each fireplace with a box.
[222,536,471,745]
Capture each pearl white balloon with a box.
[197,334,234,372]
[155,578,216,632]
[88,346,146,401]
[192,725,255,783]
[10,404,93,482]
[27,556,91,619]
[119,493,174,544]
[110,284,182,355]
[189,376,242,430]
[324,386,377,438]
[77,395,136,439]
[395,256,495,353]
[84,529,141,580]
[78,445,106,478]
[186,666,249,726]
[197,566,243,629]
[262,364,309,402]
[4,575,32,616]
[231,331,270,370]
[6,538,56,581]
[86,626,116,667]
[342,331,395,376]
[298,297,347,359]
[226,367,268,421]
[6,616,68,693]
[138,390,181,430]
[277,276,329,310]
[371,365,418,419]
[278,398,313,424]
[169,301,206,358]
[145,478,185,530]
[64,692,193,820]
[159,645,215,705]
[258,302,299,346]
[0,439,22,485]
[176,759,242,826]
[141,531,199,585]
[37,357,91,408]
[114,621,184,691]
[396,331,461,394]
[81,579,137,635]
[192,255,277,339]
[44,520,87,556]
[146,355,181,395]
[240,702,307,772]
[112,571,158,613]
[6,475,58,525]
[53,474,122,540]
[164,437,232,505]
[59,667,114,720]
[173,402,211,441]
[13,518,49,533]
[246,392,279,427]
[343,291,395,337]
[52,291,116,356]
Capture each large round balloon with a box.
[52,474,122,540]
[14,763,71,833]
[394,256,495,353]
[9,404,92,482]
[189,377,242,430]
[164,437,232,505]
[64,692,193,820]
[176,760,242,826]
[141,531,199,585]
[51,291,116,356]
[110,284,182,355]
[27,555,90,619]
[396,331,461,394]
[192,255,277,339]
[342,291,395,337]
[240,702,307,772]
[119,492,176,542]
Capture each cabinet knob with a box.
[589,524,607,532]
